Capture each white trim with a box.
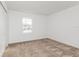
[48,36,79,49]
[0,1,7,13]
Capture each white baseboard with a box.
[48,36,79,49]
[9,36,48,44]
[9,35,79,49]
[0,46,7,57]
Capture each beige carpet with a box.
[3,38,79,57]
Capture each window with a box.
[22,17,32,33]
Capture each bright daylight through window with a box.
[22,17,32,33]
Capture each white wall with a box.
[0,2,8,56]
[8,5,79,48]
[9,10,48,43]
[48,5,79,48]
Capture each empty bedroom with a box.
[0,0,79,57]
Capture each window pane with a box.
[22,17,32,33]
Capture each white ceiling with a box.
[7,1,79,15]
